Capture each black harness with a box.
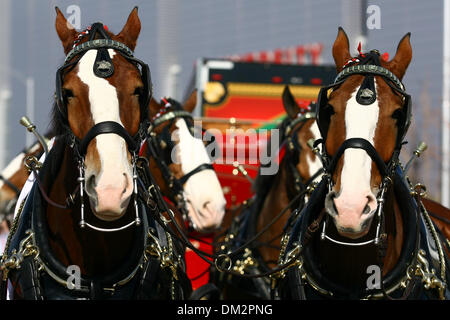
[277,169,450,300]
[1,138,191,300]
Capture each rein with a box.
[136,151,315,280]
[0,175,21,196]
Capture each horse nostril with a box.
[325,191,339,218]
[86,175,96,192]
[362,204,371,215]
[122,173,128,195]
[203,201,211,209]
[364,195,376,215]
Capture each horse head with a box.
[320,27,412,239]
[54,7,148,223]
[147,91,226,232]
[282,86,322,187]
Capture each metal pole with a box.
[442,0,450,207]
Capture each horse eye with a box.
[62,88,74,104]
[133,86,143,96]
[63,88,74,98]
[326,104,336,115]
[391,108,404,121]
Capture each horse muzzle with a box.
[325,190,377,239]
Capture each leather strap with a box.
[79,121,138,156]
[0,174,21,195]
[327,137,389,177]
[178,163,214,185]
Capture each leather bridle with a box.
[311,50,412,247]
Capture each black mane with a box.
[49,101,68,137]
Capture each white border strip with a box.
[442,0,450,207]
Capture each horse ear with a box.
[55,7,77,54]
[117,7,141,51]
[183,89,198,113]
[332,27,352,72]
[282,86,301,119]
[148,97,161,118]
[386,33,412,80]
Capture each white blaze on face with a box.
[341,87,379,194]
[172,119,226,231]
[307,122,323,183]
[77,49,133,217]
[332,85,379,233]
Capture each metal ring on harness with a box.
[215,254,232,272]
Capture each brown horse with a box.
[0,94,226,297]
[277,28,450,300]
[212,86,323,299]
[1,7,192,300]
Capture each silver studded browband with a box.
[65,39,134,63]
[334,64,405,92]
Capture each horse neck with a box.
[314,184,404,288]
[45,145,136,276]
[256,158,297,266]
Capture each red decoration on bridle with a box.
[357,42,366,58]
